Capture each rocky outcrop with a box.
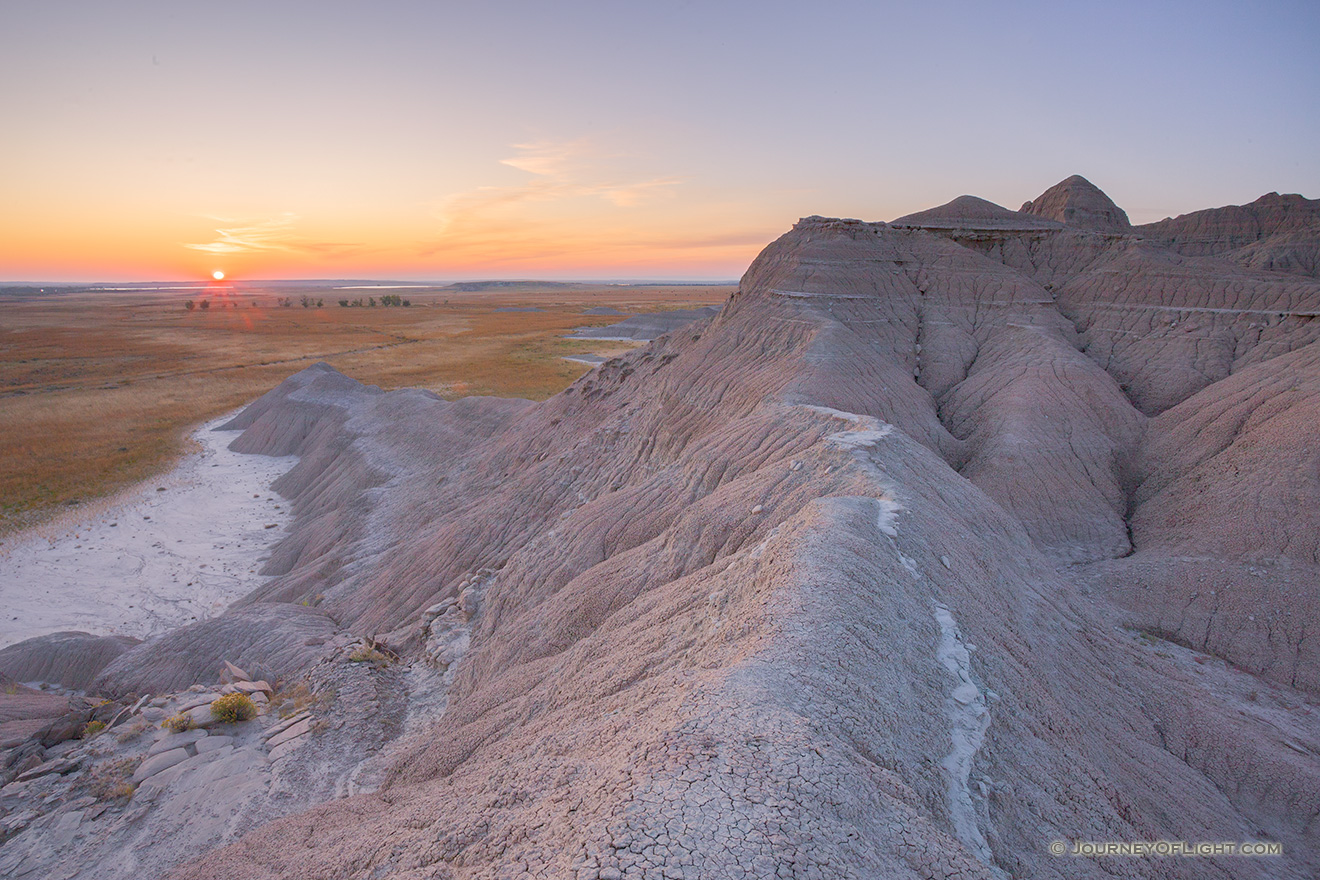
[0,632,139,690]
[167,193,1316,878]
[7,176,1318,879]
[1229,227,1320,277]
[91,604,340,698]
[1137,192,1320,257]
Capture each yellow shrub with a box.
[163,713,194,733]
[211,692,258,723]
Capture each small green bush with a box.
[163,713,195,733]
[81,720,107,739]
[211,692,258,724]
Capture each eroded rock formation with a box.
[3,176,1318,880]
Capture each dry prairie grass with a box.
[0,283,730,536]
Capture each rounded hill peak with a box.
[891,195,1062,231]
[1020,175,1131,231]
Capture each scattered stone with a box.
[223,661,251,682]
[233,680,272,694]
[457,589,479,617]
[16,756,81,782]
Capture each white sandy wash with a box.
[0,414,296,649]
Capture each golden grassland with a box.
[0,283,731,536]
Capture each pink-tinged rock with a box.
[131,747,189,783]
[265,717,311,750]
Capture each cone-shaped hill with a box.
[1019,173,1132,231]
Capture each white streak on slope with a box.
[933,601,1000,872]
[801,405,894,450]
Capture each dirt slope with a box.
[154,183,1320,879]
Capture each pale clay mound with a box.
[2,176,1319,880]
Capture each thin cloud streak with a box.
[420,139,690,259]
[184,214,364,257]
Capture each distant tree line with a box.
[184,297,321,310]
[337,294,411,307]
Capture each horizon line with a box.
[0,277,743,288]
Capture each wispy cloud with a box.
[413,137,776,270]
[431,139,682,234]
[184,214,363,256]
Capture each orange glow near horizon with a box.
[0,183,779,282]
[2,4,1316,284]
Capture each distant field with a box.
[0,282,732,536]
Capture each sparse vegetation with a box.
[77,755,139,802]
[270,681,314,718]
[0,283,729,534]
[81,720,106,738]
[115,717,151,743]
[211,692,258,723]
[349,646,390,667]
[269,679,336,718]
[163,713,195,733]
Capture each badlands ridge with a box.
[2,176,1320,879]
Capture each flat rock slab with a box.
[265,717,311,750]
[195,735,232,754]
[175,693,221,714]
[16,756,80,782]
[132,747,190,783]
[148,729,208,756]
[233,680,272,694]
[186,706,218,728]
[267,737,306,763]
[261,710,310,741]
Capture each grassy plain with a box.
[0,282,731,536]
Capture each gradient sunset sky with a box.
[3,0,1317,282]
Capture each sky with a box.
[2,0,1317,282]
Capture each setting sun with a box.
[212,270,225,281]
